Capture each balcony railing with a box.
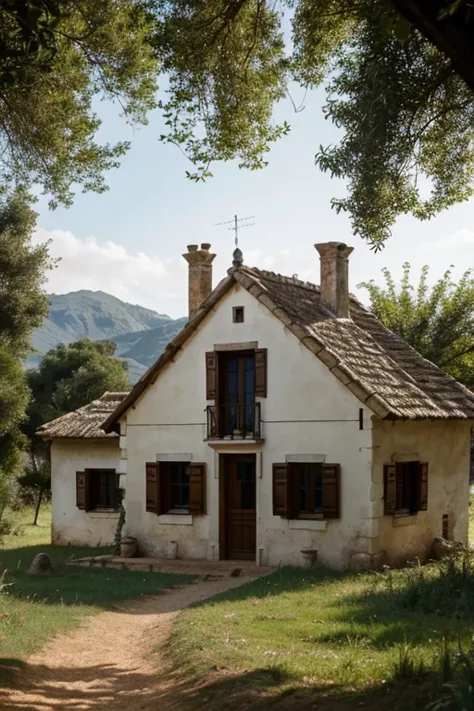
[206,403,262,441]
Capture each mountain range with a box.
[29,290,187,382]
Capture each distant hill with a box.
[29,290,186,382]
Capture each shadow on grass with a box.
[0,543,194,608]
[0,656,438,711]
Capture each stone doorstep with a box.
[66,556,275,578]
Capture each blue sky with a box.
[33,84,474,319]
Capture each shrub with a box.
[378,549,474,619]
[427,639,474,710]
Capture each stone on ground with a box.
[27,552,53,575]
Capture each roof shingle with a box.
[38,392,129,439]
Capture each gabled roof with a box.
[102,267,474,432]
[38,392,129,439]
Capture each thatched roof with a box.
[37,392,129,439]
[102,265,474,434]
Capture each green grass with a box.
[0,506,193,667]
[166,567,474,709]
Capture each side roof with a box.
[102,266,474,432]
[38,391,130,440]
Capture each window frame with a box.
[232,306,245,323]
[292,462,324,520]
[384,461,428,517]
[167,461,191,513]
[146,461,207,516]
[84,468,119,512]
[272,462,340,520]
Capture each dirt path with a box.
[0,573,264,711]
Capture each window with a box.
[170,462,190,510]
[384,462,428,516]
[233,306,244,323]
[145,462,206,515]
[76,469,119,511]
[272,462,340,519]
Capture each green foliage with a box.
[0,192,53,517]
[151,1,474,248]
[26,339,131,435]
[153,0,290,181]
[359,263,474,387]
[374,549,474,619]
[0,0,158,206]
[114,490,126,555]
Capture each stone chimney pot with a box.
[183,243,216,318]
[314,241,354,318]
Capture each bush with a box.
[380,550,474,619]
[427,638,474,710]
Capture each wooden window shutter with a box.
[419,462,428,511]
[189,464,206,515]
[384,464,397,515]
[76,471,91,511]
[145,462,160,514]
[255,349,267,398]
[272,463,289,517]
[322,464,340,519]
[206,352,217,400]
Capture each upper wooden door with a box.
[222,454,256,561]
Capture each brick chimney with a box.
[314,242,354,318]
[183,243,216,318]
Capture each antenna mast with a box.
[215,214,255,248]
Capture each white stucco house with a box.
[40,241,474,570]
[38,392,127,546]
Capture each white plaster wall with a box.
[123,284,374,568]
[371,420,471,566]
[51,438,120,546]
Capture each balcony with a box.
[206,403,262,441]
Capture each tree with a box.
[358,263,474,387]
[23,339,131,523]
[0,0,158,206]
[151,1,474,249]
[0,191,53,516]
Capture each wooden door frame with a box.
[218,453,257,561]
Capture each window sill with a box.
[157,513,193,526]
[392,513,420,527]
[87,508,119,518]
[289,519,327,532]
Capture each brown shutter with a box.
[322,464,340,519]
[255,348,267,397]
[272,463,289,517]
[419,462,428,511]
[384,464,397,515]
[206,352,217,400]
[76,471,91,511]
[189,463,206,514]
[146,462,160,514]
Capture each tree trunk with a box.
[33,487,44,526]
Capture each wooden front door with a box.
[221,454,256,560]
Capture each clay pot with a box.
[120,537,138,558]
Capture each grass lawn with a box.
[166,566,474,710]
[0,506,193,672]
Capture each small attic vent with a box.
[233,306,244,323]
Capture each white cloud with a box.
[33,227,189,317]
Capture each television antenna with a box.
[215,214,255,248]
